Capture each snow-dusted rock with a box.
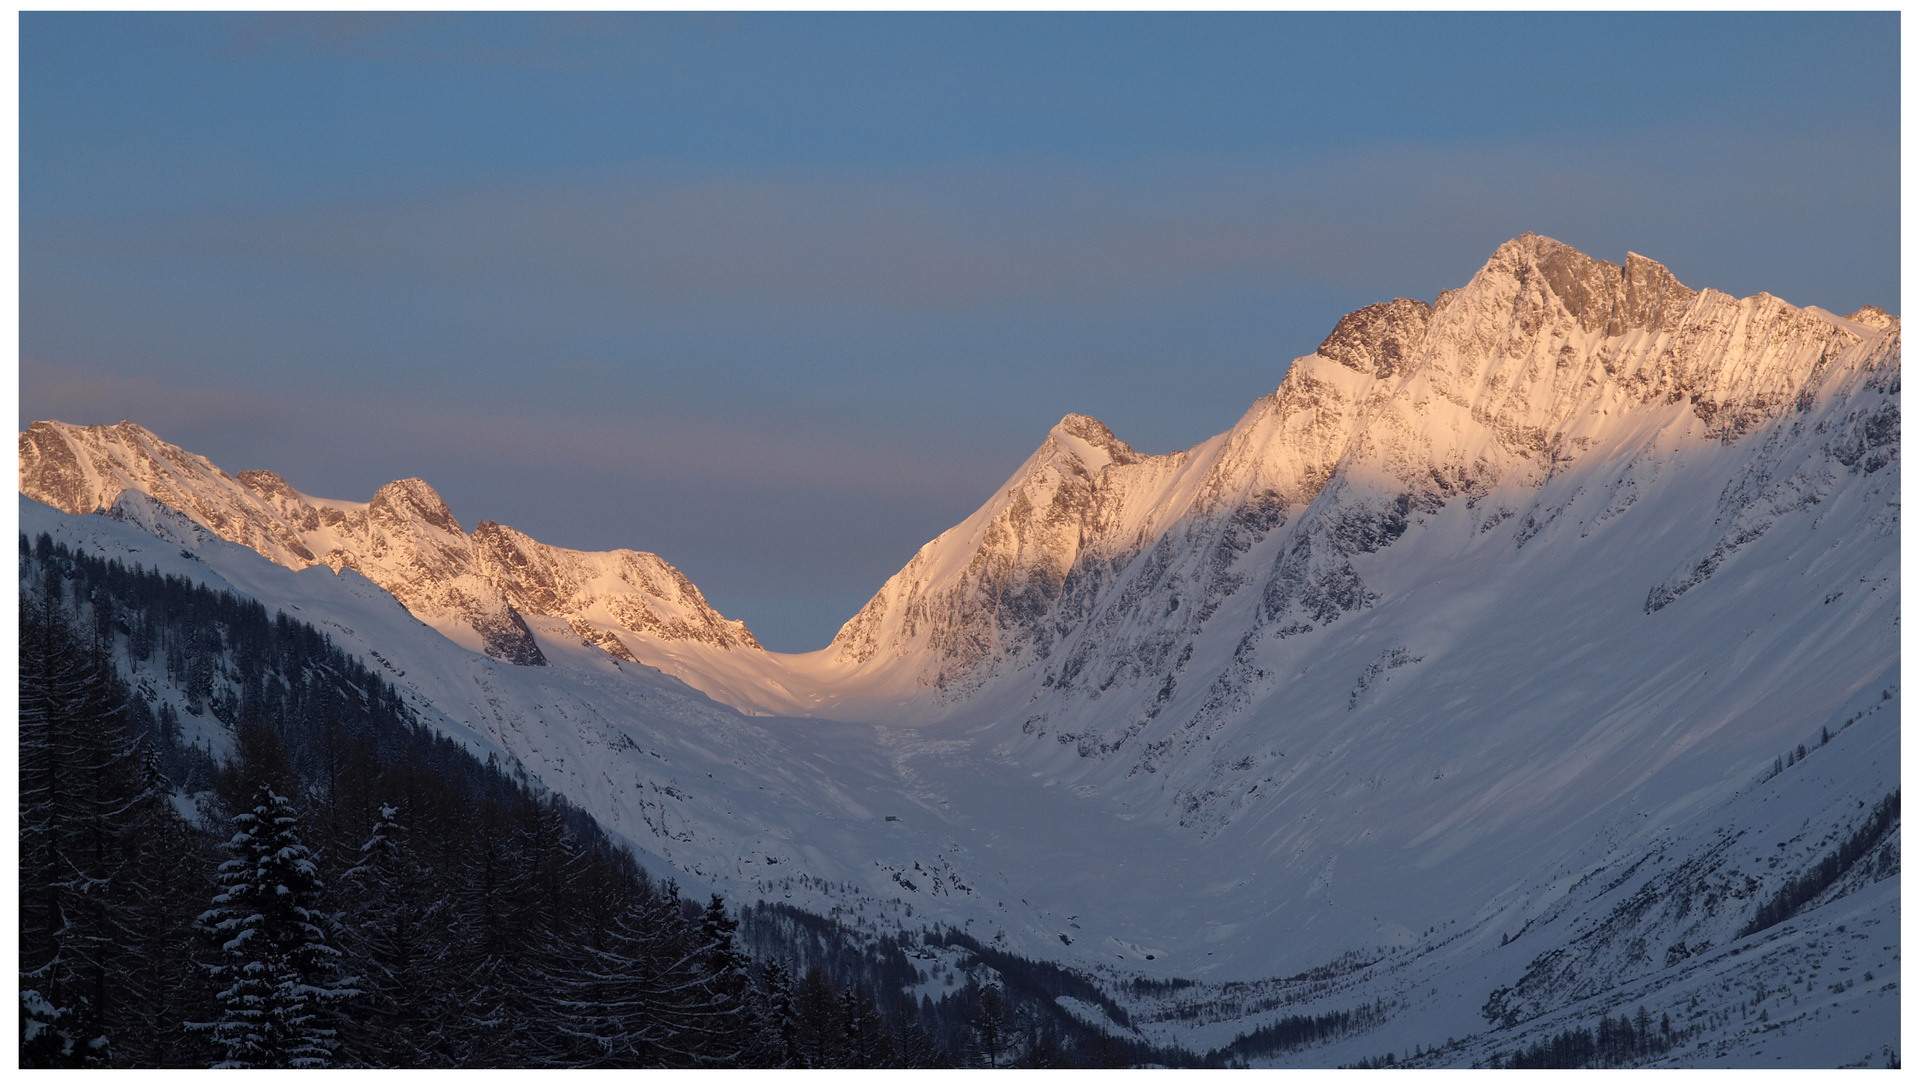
[814,235,1896,742]
[19,420,756,667]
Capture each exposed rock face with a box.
[828,412,1140,691]
[1316,298,1432,379]
[818,233,1900,763]
[469,521,759,653]
[18,421,757,666]
[1848,304,1896,331]
[20,421,324,567]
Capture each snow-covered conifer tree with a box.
[752,960,800,1066]
[193,783,350,1067]
[691,894,752,1061]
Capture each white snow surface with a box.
[18,421,760,672]
[19,235,1899,1063]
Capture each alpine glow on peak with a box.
[19,235,1899,1066]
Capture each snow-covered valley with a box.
[19,235,1898,1064]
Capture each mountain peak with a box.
[1047,413,1138,472]
[19,417,230,516]
[1476,233,1697,335]
[1485,233,1623,333]
[1848,305,1897,331]
[236,469,300,500]
[369,478,462,536]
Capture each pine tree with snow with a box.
[193,782,350,1067]
[114,746,220,1066]
[446,795,577,1065]
[751,960,800,1066]
[542,877,734,1066]
[690,893,753,1062]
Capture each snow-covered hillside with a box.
[815,236,1897,721]
[19,419,760,677]
[18,234,1898,1063]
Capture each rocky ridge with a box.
[820,235,1898,730]
[17,420,758,666]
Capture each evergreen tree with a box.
[840,981,895,1066]
[543,879,744,1066]
[890,996,946,1068]
[115,749,219,1066]
[192,783,351,1066]
[752,961,801,1066]
[18,578,169,1064]
[969,983,1017,1067]
[338,803,452,1066]
[458,794,579,1065]
[444,796,521,1065]
[792,966,846,1067]
[692,894,754,1063]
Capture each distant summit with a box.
[19,419,758,670]
[809,234,1898,722]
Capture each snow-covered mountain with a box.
[19,418,761,679]
[28,236,1895,730]
[820,235,1896,711]
[19,234,1898,1063]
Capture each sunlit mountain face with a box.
[22,235,1899,1066]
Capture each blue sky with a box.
[20,12,1900,650]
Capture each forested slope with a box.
[18,532,1202,1067]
